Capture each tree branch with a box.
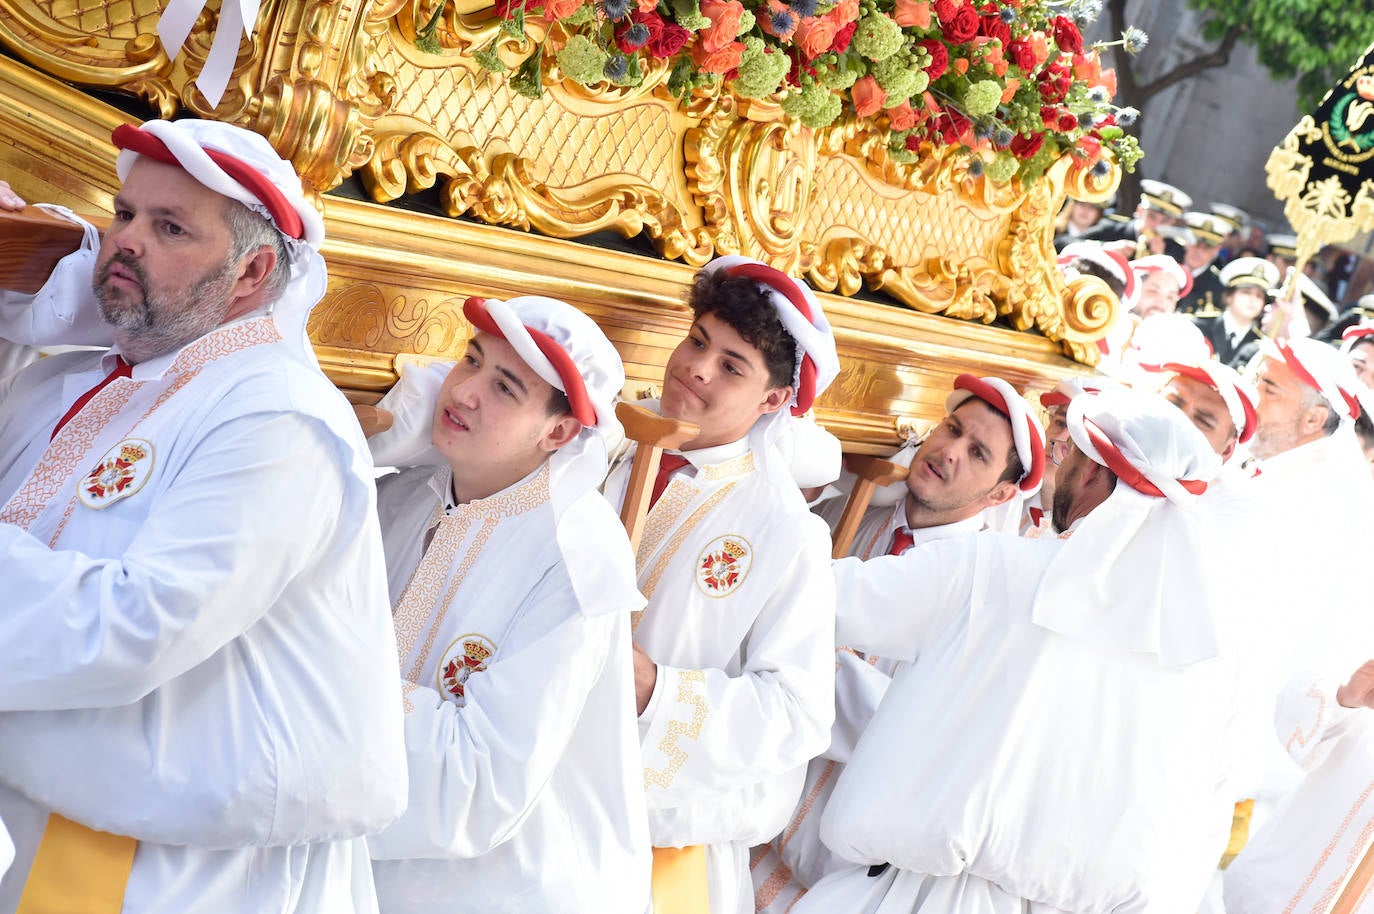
[1137,24,1244,101]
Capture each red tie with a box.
[888,527,915,556]
[649,454,690,510]
[52,358,132,439]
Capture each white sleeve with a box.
[0,411,349,709]
[832,535,977,662]
[1274,671,1364,771]
[639,517,835,843]
[368,589,620,860]
[824,650,895,764]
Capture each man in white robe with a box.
[361,295,651,913]
[1223,338,1374,912]
[798,388,1240,913]
[753,376,1046,914]
[0,119,406,912]
[602,256,840,914]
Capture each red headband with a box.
[463,297,598,426]
[1154,361,1258,445]
[953,374,1045,491]
[1343,326,1374,343]
[1040,391,1071,409]
[1276,340,1362,421]
[724,262,818,416]
[1082,417,1208,498]
[112,124,306,242]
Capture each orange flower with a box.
[999,76,1020,103]
[794,15,840,60]
[892,0,930,28]
[636,0,658,11]
[851,75,887,118]
[952,57,969,75]
[1029,31,1049,66]
[829,0,861,23]
[1094,66,1117,98]
[543,0,582,19]
[691,38,746,74]
[1072,50,1100,81]
[888,101,918,130]
[699,0,746,53]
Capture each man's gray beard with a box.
[96,259,237,363]
[1248,418,1302,461]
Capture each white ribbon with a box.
[157,0,262,109]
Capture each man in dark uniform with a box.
[1078,179,1189,261]
[1176,212,1232,315]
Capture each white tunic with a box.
[800,532,1239,914]
[368,464,652,914]
[1224,677,1374,913]
[0,317,407,913]
[753,505,983,914]
[605,434,837,914]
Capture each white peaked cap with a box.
[1259,336,1363,424]
[1031,388,1223,667]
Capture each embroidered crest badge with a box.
[78,438,155,509]
[696,535,753,596]
[436,634,498,705]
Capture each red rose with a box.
[1006,37,1035,72]
[1057,111,1078,131]
[1040,104,1058,128]
[831,20,858,52]
[1051,15,1082,53]
[933,107,971,144]
[918,38,948,80]
[941,4,979,43]
[1009,131,1044,159]
[978,14,1010,46]
[933,0,957,21]
[650,20,692,57]
[615,10,662,52]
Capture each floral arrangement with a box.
[420,0,1147,184]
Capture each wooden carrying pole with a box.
[614,401,698,551]
[830,455,909,560]
[0,207,109,294]
[1330,841,1374,914]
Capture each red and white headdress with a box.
[1032,388,1223,667]
[1058,241,1138,310]
[1039,375,1114,410]
[1260,337,1362,424]
[1130,254,1193,299]
[1140,358,1259,445]
[945,375,1045,494]
[1341,324,1374,355]
[700,256,840,416]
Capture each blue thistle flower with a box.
[601,0,631,20]
[604,54,629,80]
[993,128,1014,148]
[1078,112,1095,128]
[1091,159,1111,177]
[770,7,798,34]
[1116,106,1140,126]
[791,0,819,18]
[999,6,1015,23]
[974,120,996,141]
[968,159,986,178]
[624,22,650,47]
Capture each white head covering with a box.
[944,374,1046,534]
[112,119,327,363]
[1058,242,1138,311]
[697,256,841,490]
[1259,336,1363,425]
[1030,388,1223,666]
[1130,254,1193,299]
[1139,358,1258,448]
[367,296,630,614]
[1340,323,1374,355]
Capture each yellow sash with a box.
[651,845,709,914]
[15,813,137,914]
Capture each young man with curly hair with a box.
[603,256,840,914]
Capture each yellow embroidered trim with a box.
[636,482,694,571]
[639,482,739,605]
[701,452,754,481]
[643,669,709,789]
[401,681,420,714]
